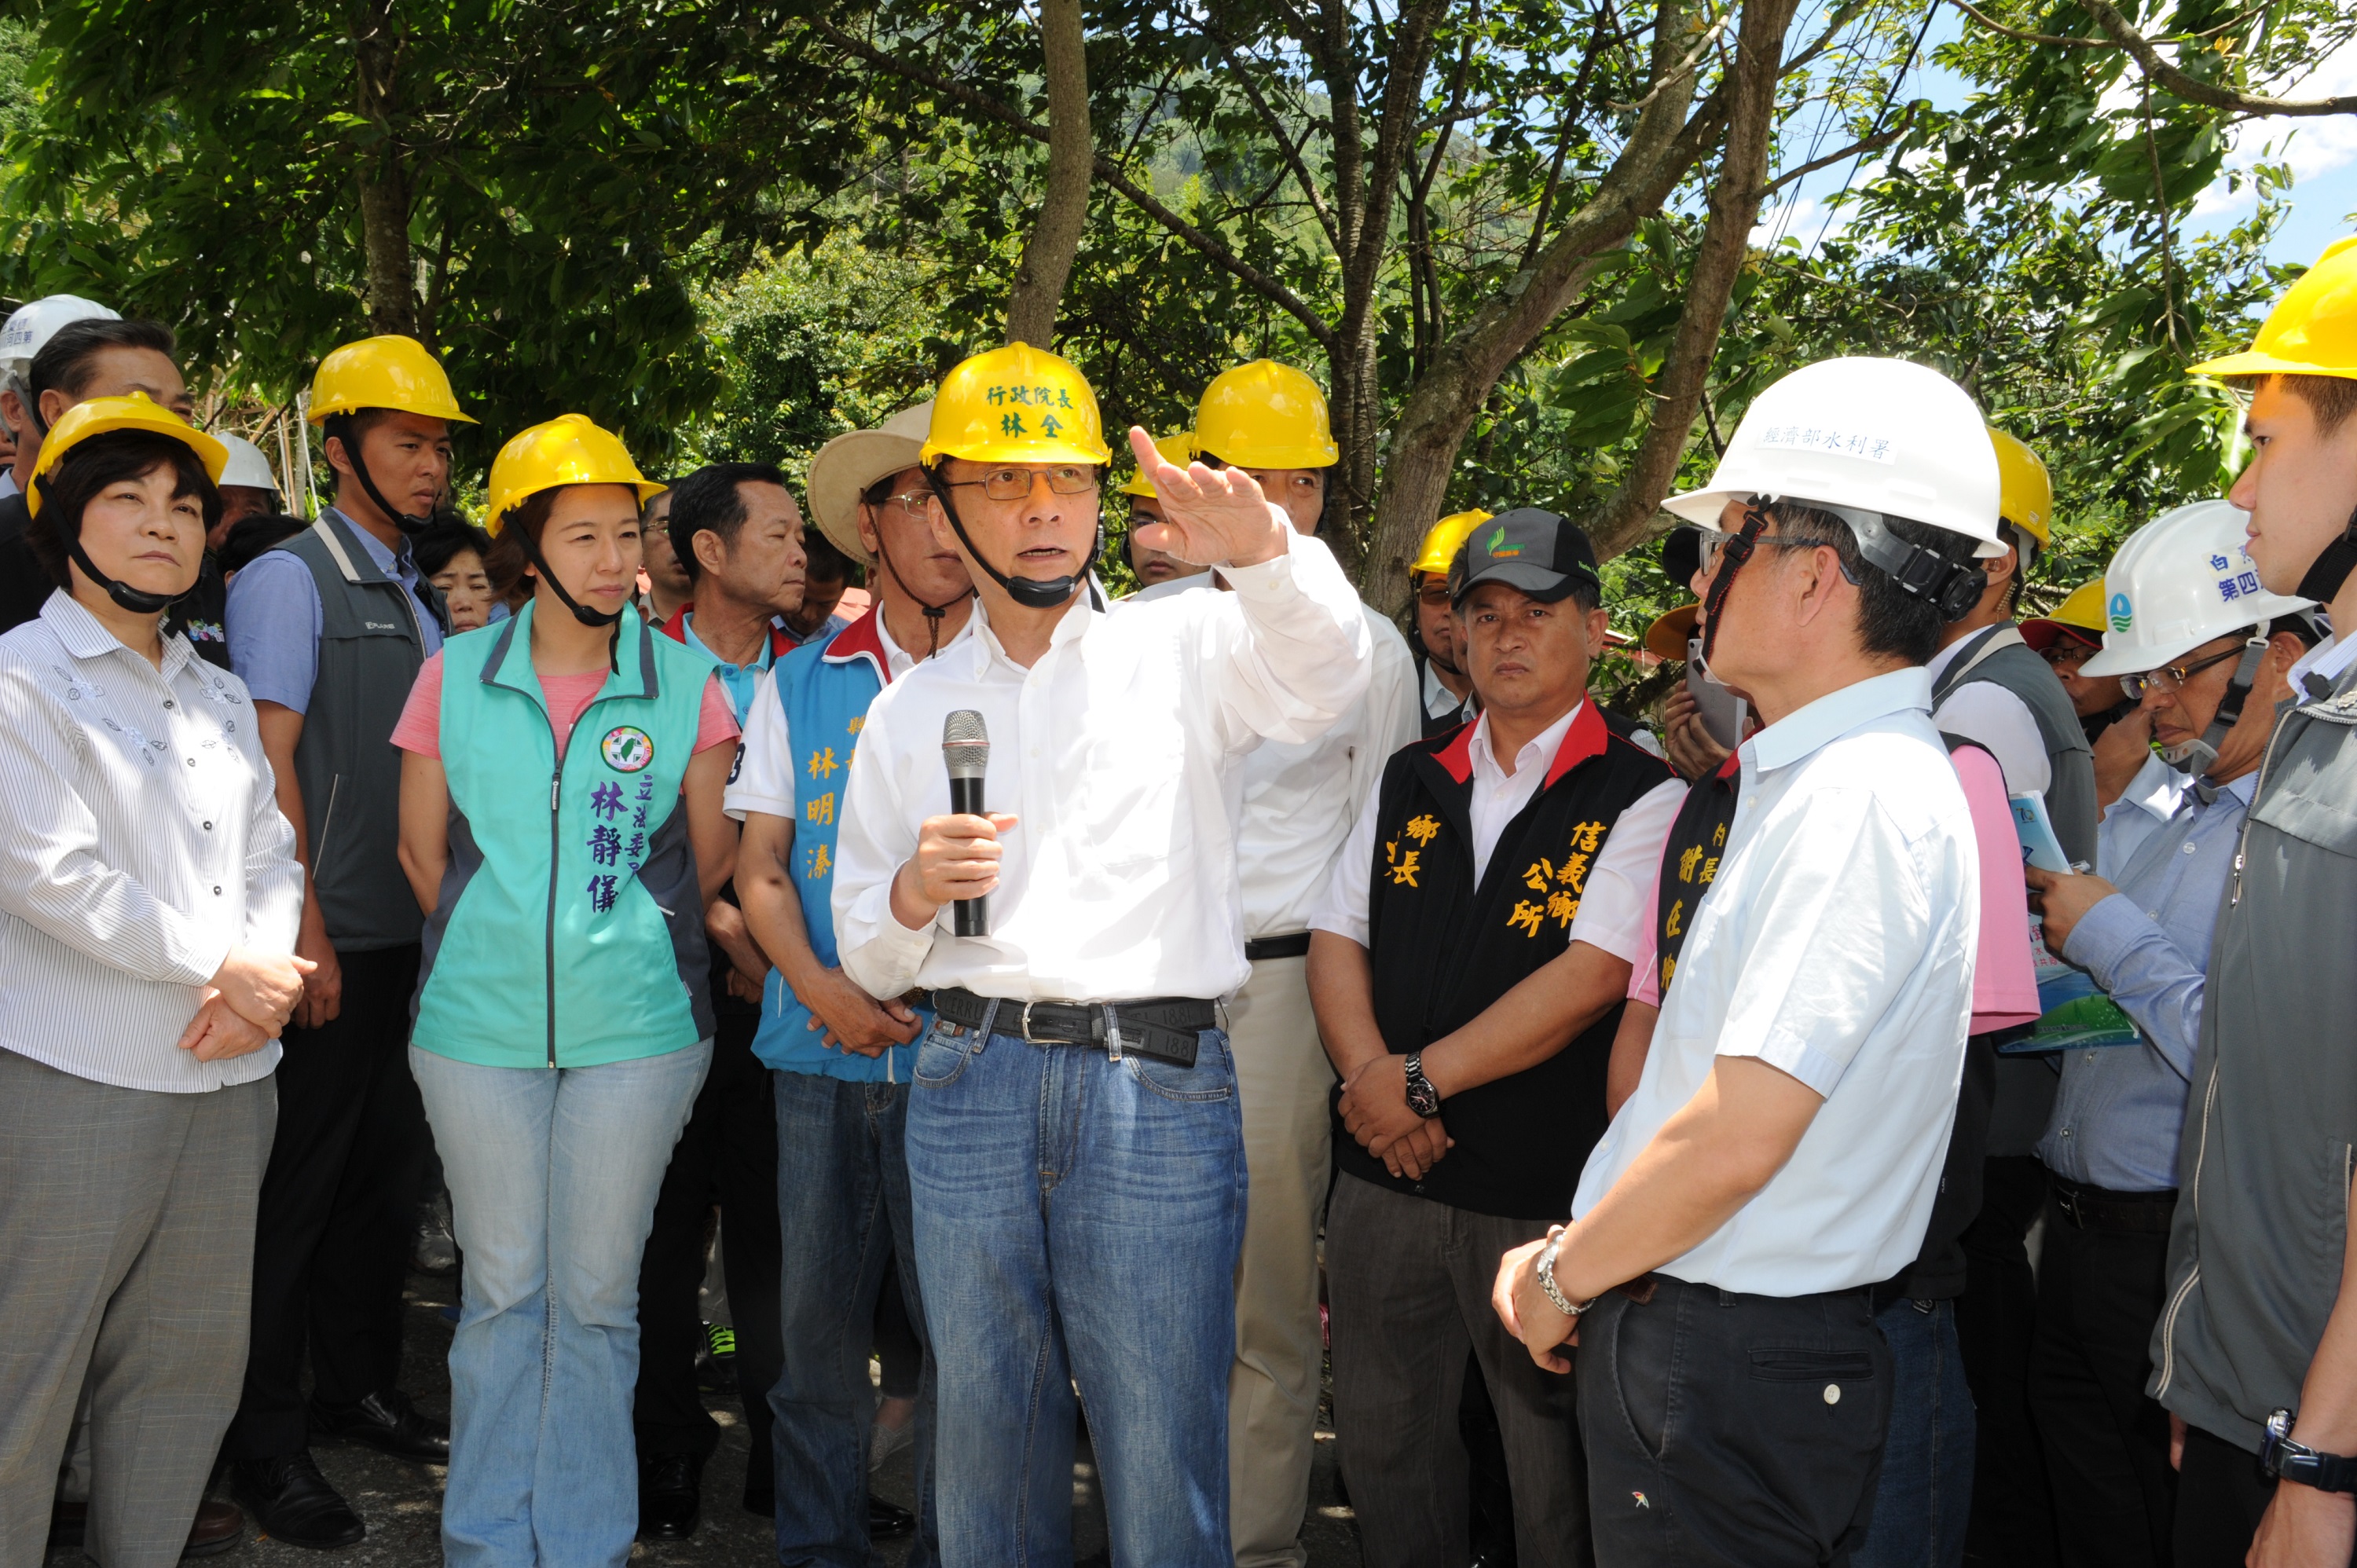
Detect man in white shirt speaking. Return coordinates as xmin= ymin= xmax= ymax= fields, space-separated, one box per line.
xmin=1494 ymin=357 xmax=1997 ymax=1565
xmin=829 ymin=342 xmax=1371 ymax=1567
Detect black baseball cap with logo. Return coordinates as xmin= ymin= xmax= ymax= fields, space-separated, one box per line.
xmin=1448 ymin=507 xmax=1604 ymax=607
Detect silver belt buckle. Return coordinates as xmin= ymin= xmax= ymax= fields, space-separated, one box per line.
xmin=1019 ymin=1001 xmax=1047 ymax=1044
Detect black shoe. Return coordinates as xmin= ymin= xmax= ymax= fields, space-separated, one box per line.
xmin=309 ymin=1389 xmax=449 ymax=1464
xmin=638 ymin=1453 xmax=703 ymax=1541
xmin=742 ymin=1485 xmax=775 ymax=1519
xmin=229 ymin=1453 xmax=366 ymax=1550
xmin=869 ymin=1495 xmax=915 ymax=1540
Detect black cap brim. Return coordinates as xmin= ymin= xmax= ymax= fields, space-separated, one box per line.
xmin=1452 ymin=559 xmax=1598 ymax=607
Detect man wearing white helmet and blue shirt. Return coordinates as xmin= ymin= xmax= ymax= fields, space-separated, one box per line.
xmin=1491 ymin=357 xmax=1999 ymax=1564
xmin=2014 ymin=500 xmax=2317 ymax=1566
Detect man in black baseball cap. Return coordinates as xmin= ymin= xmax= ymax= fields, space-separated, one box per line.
xmin=1309 ymin=507 xmax=1681 ymax=1566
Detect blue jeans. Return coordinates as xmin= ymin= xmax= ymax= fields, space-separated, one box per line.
xmin=1853 ymin=1296 xmax=1974 ymax=1568
xmin=768 ymin=1069 xmax=939 ymax=1567
xmin=906 ymin=1013 xmax=1246 ymax=1568
xmin=411 ymin=1042 xmax=710 ymax=1568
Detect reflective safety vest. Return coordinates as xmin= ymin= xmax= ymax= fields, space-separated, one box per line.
xmin=752 ymin=609 xmax=926 ymax=1083
xmin=412 ymin=600 xmax=716 ymax=1069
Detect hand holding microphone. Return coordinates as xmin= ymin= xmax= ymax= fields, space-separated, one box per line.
xmin=890 ymin=709 xmax=1017 ymax=936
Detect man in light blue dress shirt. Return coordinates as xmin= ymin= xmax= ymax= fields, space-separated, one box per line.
xmin=2021 ymin=524 xmax=2320 ymax=1568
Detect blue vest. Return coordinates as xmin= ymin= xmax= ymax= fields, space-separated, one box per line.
xmin=753 ymin=610 xmax=926 ymax=1081
xmin=413 ymin=602 xmax=716 ymax=1069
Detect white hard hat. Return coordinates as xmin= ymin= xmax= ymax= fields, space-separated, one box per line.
xmin=2080 ymin=500 xmax=2315 ymax=678
xmin=214 ymin=432 xmax=279 ymax=493
xmin=1662 ymin=357 xmax=2007 ymax=557
xmin=0 ymin=294 xmax=120 ymax=376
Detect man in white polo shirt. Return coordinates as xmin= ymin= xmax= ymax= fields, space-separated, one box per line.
xmin=1494 ymin=357 xmax=1998 ymax=1565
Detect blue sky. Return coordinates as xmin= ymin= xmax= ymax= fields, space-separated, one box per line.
xmin=1753 ymin=7 xmax=2357 ymax=277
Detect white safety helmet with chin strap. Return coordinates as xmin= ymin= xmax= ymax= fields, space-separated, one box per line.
xmin=1662 ymin=357 xmax=2005 ymax=661
xmin=2081 ymin=500 xmax=2318 ymax=776
xmin=0 ymin=295 xmax=121 ymax=445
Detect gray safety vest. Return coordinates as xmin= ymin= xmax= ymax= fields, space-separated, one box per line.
xmin=269 ymin=511 xmax=445 ymax=951
xmin=1933 ymin=622 xmax=2102 ymax=1156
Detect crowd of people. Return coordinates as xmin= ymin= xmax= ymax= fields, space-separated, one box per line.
xmin=1 ymin=235 xmax=2356 ymax=1568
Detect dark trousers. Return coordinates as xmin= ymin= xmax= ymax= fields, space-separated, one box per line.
xmin=2027 ymin=1192 xmax=2175 ymax=1567
xmin=1958 ymin=1154 xmax=2057 ymax=1565
xmin=1577 ymin=1277 xmax=1893 ymax=1568
xmin=632 ymin=1009 xmax=782 ymax=1486
xmin=1325 ymin=1174 xmax=1589 ymax=1568
xmin=226 ymin=943 xmax=427 ymax=1459
xmin=2172 ymin=1425 xmax=2272 ymax=1567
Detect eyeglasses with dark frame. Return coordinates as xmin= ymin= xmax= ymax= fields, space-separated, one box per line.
xmin=2119 ymin=643 xmax=2245 ymax=702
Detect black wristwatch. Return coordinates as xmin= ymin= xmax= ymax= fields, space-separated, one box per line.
xmin=2262 ymin=1409 xmax=2357 ymax=1493
xmin=1402 ymin=1053 xmax=1442 ymax=1118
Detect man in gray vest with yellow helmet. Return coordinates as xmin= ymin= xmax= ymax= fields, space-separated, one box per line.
xmin=1923 ymin=425 xmax=2100 ymax=1559
xmin=222 ymin=335 xmax=467 ymax=1547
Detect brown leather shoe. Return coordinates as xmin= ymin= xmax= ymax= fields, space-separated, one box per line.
xmin=46 ymin=1497 xmax=246 ymax=1558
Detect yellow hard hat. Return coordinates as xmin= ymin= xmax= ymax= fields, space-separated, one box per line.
xmin=306 ymin=334 xmax=475 ymax=425
xmin=919 ymin=342 xmax=1110 ymax=468
xmin=2190 ymin=236 xmax=2357 ymax=382
xmin=2020 ymin=577 xmax=2110 ymax=654
xmin=1193 ymin=360 xmax=1340 ymax=469
xmin=29 ymin=392 xmax=228 ymax=518
xmin=1412 ymin=509 xmax=1491 ymax=577
xmin=484 ymin=414 xmax=662 ymax=536
xmin=1119 ymin=431 xmax=1195 ymax=499
xmin=1987 ymin=427 xmax=2052 ymax=548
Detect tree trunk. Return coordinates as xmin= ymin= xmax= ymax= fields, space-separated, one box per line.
xmin=1361 ymin=0 xmax=1727 ymax=615
xmin=1586 ymin=0 xmax=1802 ymax=561
xmin=354 ymin=0 xmax=417 ymax=340
xmin=1003 ymin=0 xmax=1091 ymax=347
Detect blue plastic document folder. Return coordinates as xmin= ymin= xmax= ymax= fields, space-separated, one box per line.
xmin=2002 ymin=792 xmax=2143 ymax=1054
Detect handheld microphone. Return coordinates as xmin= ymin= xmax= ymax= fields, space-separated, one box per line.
xmin=942 ymin=709 xmax=990 ymax=937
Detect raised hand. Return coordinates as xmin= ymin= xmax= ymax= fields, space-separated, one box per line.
xmin=1127 ymin=426 xmax=1289 ymax=570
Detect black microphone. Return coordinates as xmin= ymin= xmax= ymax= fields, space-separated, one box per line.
xmin=943 ymin=709 xmax=990 ymax=937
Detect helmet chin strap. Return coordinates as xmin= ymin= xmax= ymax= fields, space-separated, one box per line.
xmin=36 ymin=474 xmax=189 ymax=615
xmin=871 ymin=531 xmax=974 ymax=660
xmin=324 ymin=413 xmax=433 ymax=538
xmin=922 ymin=467 xmax=1104 ymax=613
xmin=506 ymin=511 xmax=623 ymax=631
xmin=2295 ymin=501 xmax=2357 ymax=606
xmin=1696 ymin=504 xmax=1772 ymax=666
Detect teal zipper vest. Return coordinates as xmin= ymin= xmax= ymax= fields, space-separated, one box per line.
xmin=412 ymin=601 xmax=716 ymax=1069
xmin=750 ymin=610 xmax=925 ymax=1082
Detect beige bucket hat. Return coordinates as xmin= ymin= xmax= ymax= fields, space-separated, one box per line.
xmin=806 ymin=401 xmax=933 ymax=566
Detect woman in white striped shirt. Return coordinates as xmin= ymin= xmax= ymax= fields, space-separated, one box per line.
xmin=0 ymin=395 xmax=310 ymax=1566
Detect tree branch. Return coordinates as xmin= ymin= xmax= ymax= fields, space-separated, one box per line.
xmin=806 ymin=16 xmax=1338 ymax=351
xmin=2080 ymin=0 xmax=2357 ymax=116
xmin=1209 ymin=36 xmax=1341 ymax=249
xmin=1945 ymin=0 xmax=2107 ymax=49
xmin=1761 ymin=106 xmax=1911 ymax=192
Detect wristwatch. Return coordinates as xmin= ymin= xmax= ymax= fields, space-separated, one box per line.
xmin=2263 ymin=1409 xmax=2357 ymax=1493
xmin=1535 ymin=1224 xmax=1596 ymax=1320
xmin=1402 ymin=1053 xmax=1441 ymax=1118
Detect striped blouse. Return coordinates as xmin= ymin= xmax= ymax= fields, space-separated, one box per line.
xmin=0 ymin=592 xmax=303 ymax=1091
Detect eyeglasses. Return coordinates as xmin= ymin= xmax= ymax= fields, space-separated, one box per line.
xmin=2119 ymin=643 xmax=2244 ymax=701
xmin=2040 ymin=644 xmax=2093 ymax=672
xmin=938 ymin=465 xmax=1099 ymax=502
xmin=1697 ymin=529 xmax=1820 ymax=573
xmin=873 ymin=489 xmax=935 ymax=517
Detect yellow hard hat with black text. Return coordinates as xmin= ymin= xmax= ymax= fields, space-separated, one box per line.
xmin=920 ymin=343 xmax=1110 ymax=469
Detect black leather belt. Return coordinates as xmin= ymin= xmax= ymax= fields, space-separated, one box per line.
xmin=2050 ymin=1174 xmax=2179 ymax=1234
xmin=929 ymin=987 xmax=1212 ymax=1068
xmin=1244 ymin=932 xmax=1312 ymax=962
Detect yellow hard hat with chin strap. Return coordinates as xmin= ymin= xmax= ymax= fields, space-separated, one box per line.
xmin=920 ymin=343 xmax=1111 ymax=611
xmin=308 ymin=334 xmax=473 ymax=537
xmin=1193 ymin=360 xmax=1339 ymax=470
xmin=1413 ymin=509 xmax=1490 ymax=577
xmin=30 ymin=392 xmax=229 ymax=614
xmin=2190 ymin=236 xmax=2357 ymax=382
xmin=486 ymin=413 xmax=663 ymax=629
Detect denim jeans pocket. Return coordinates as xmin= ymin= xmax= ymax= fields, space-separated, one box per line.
xmin=913 ymin=1020 xmax=977 ymax=1088
xmin=1121 ymin=1030 xmax=1234 ymax=1104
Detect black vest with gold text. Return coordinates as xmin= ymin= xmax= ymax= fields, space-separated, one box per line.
xmin=1349 ymin=704 xmax=1674 ymax=1221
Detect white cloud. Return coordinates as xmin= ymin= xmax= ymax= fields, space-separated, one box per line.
xmin=2187 ymin=38 xmax=2357 ymax=222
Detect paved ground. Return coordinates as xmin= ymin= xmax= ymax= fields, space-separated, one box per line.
xmin=48 ymin=1266 xmax=1365 ymax=1566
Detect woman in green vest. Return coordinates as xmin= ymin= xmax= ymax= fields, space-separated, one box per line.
xmin=391 ymin=414 xmax=742 ymax=1566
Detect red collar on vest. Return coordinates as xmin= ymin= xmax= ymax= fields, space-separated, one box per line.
xmin=1715 ymin=750 xmax=1741 ymax=781
xmin=1432 ymin=699 xmax=1611 ymax=788
xmin=658 ymin=603 xmax=794 ymax=660
xmin=820 ymin=606 xmax=895 ymax=684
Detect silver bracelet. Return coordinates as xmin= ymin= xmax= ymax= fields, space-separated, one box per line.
xmin=1536 ymin=1224 xmax=1593 ymax=1318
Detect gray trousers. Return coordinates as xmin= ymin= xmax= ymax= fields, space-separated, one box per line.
xmin=0 ymin=1050 xmax=275 ymax=1568
xmin=1325 ymin=1171 xmax=1591 ymax=1568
